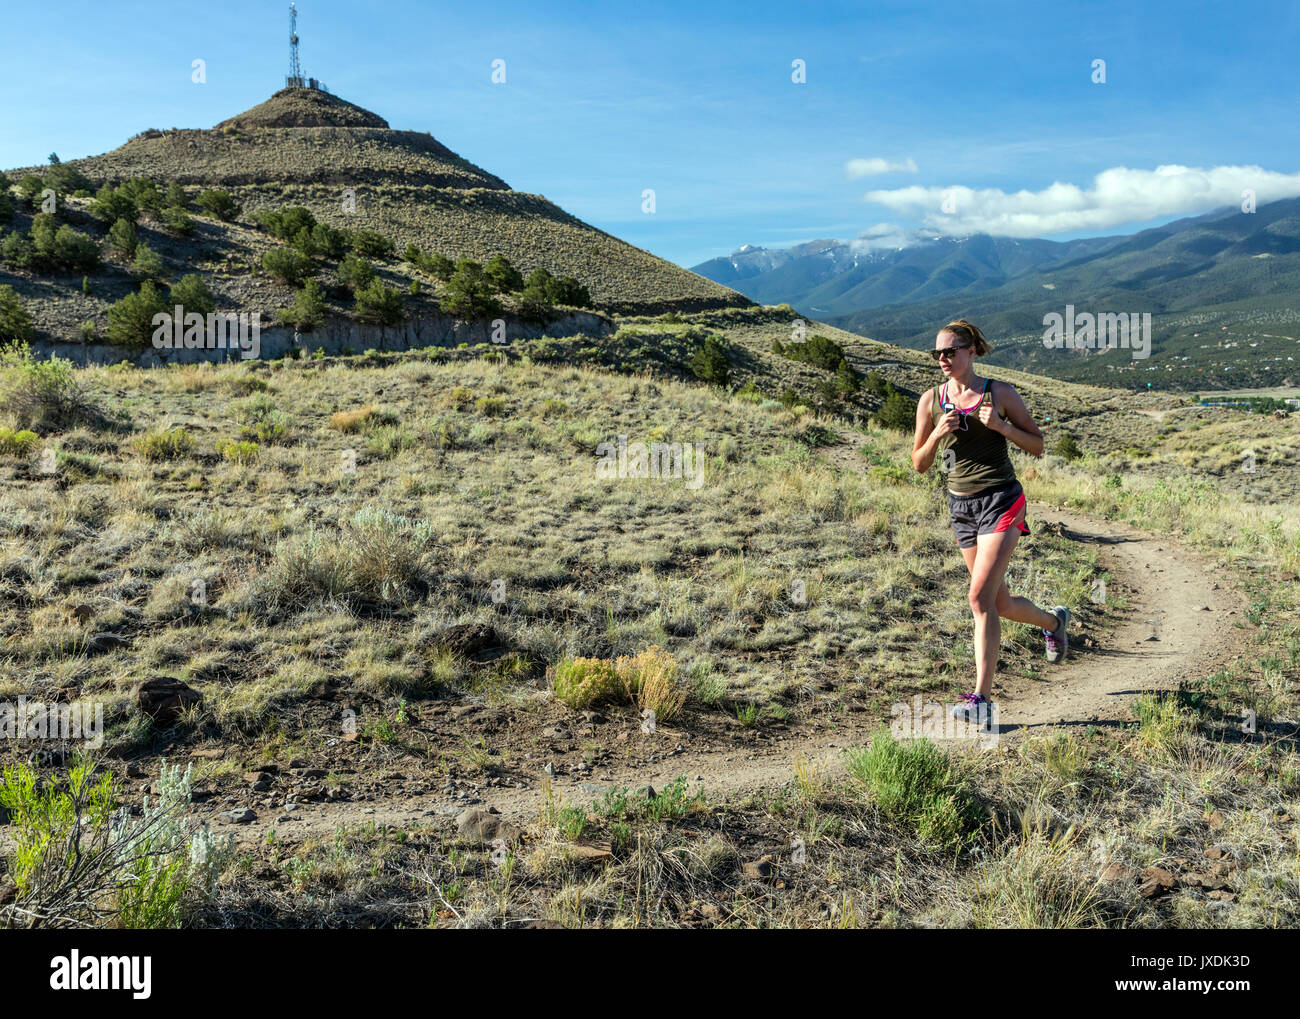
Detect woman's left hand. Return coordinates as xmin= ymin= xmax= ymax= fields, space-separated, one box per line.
xmin=977 ymin=403 xmax=1005 ymax=433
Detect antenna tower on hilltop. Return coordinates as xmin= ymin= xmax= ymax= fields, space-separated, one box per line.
xmin=287 ymin=3 xmax=304 ymax=87
xmin=285 ymin=4 xmax=327 ymax=91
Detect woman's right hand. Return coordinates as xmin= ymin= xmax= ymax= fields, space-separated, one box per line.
xmin=932 ymin=409 xmax=962 ymax=440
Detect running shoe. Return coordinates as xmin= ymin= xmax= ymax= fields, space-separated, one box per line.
xmin=951 ymin=691 xmax=995 ymax=730
xmin=1044 ymin=605 xmax=1070 ymax=662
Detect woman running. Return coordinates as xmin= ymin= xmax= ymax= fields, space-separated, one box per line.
xmin=910 ymin=319 xmax=1069 ymax=728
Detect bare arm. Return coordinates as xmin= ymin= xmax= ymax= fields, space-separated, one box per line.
xmin=912 ymin=389 xmax=960 ymax=472
xmin=981 ymin=382 xmax=1044 ymax=457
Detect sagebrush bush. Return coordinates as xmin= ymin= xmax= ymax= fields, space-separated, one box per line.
xmin=330 ymin=405 xmax=376 ymax=432
xmin=0 ymin=426 xmax=40 ymax=458
xmin=366 ymin=424 xmax=416 ymax=459
xmin=253 ymin=507 xmax=435 ymax=612
xmin=0 ymin=759 xmax=231 ymax=929
xmin=552 ymin=656 xmax=623 ymax=711
xmin=135 ymin=426 xmax=194 ymax=461
xmin=551 ymin=645 xmax=687 ymax=720
xmin=0 ymin=343 xmax=97 ymax=430
xmin=216 ymin=438 xmax=259 ymax=464
xmin=234 ymin=392 xmax=292 ymax=444
xmin=615 ymin=645 xmax=687 ymax=722
xmin=846 ymin=731 xmax=982 ymax=854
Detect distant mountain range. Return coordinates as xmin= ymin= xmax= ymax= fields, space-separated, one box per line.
xmin=691 ymin=200 xmax=1300 ymax=389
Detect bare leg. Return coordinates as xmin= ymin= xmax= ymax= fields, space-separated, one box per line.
xmin=964 ymin=528 xmax=1058 ymax=698
xmin=959 ymin=542 xmax=1060 ymax=632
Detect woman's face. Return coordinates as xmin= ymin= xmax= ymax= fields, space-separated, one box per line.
xmin=935 ymin=330 xmax=970 ymax=377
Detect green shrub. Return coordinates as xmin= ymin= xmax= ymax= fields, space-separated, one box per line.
xmin=1053 ymin=433 xmax=1082 ymax=461
xmin=521 ymin=266 xmax=590 ymax=308
xmin=106 ymin=281 xmax=169 ymax=348
xmin=0 ymin=285 xmax=35 ymax=343
xmin=162 ymin=205 xmax=195 ymax=236
xmin=863 ymin=370 xmax=891 ymax=398
xmin=873 ymin=389 xmax=915 ymax=432
xmin=484 ymin=254 xmax=524 ymax=292
xmin=234 ymin=392 xmax=291 ymax=444
xmin=365 ymin=424 xmax=416 ymax=458
xmin=256 ymin=205 xmax=315 ymax=240
xmin=0 ymin=426 xmax=40 ymax=457
xmin=195 ymin=189 xmax=239 ymax=221
xmin=354 ymin=279 xmax=405 ymax=326
xmin=310 ymin=222 xmax=349 ymax=259
xmin=216 ymin=438 xmax=259 ymax=465
xmin=846 ymin=731 xmax=982 ymax=853
xmin=168 ymin=274 xmax=215 ymax=317
xmin=552 ymin=657 xmax=623 ymax=711
xmin=338 ymin=254 xmax=375 ymax=291
xmin=135 ymin=426 xmax=194 ymax=461
xmin=350 ymin=229 xmax=394 ymax=259
xmin=475 ymin=396 xmax=506 ymax=417
xmin=0 ymin=230 xmax=34 ymax=268
xmin=836 ymin=358 xmax=861 ymax=394
xmin=119 ymin=177 xmax=162 ymax=215
xmin=90 ymin=184 xmax=137 ymax=223
xmin=17 ymin=174 xmax=45 ymax=205
xmin=261 ymin=246 xmax=315 ymax=286
xmin=424 ymin=252 xmax=454 ymax=281
xmin=548 ymin=274 xmax=591 ymax=308
xmin=165 ymin=181 xmax=188 ymax=208
xmin=20 ymin=214 xmax=100 ymax=273
xmin=0 ymin=343 xmax=95 ymax=429
xmin=131 ymin=242 xmax=164 ymax=281
xmin=443 ymin=259 xmax=502 ymax=319
xmin=43 ymin=162 xmax=92 ymax=196
xmin=256 ymin=507 xmax=435 ymax=611
xmin=0 ymin=759 xmax=232 ymax=929
xmin=279 ymin=278 xmax=327 ymax=330
xmin=516 ymin=284 xmax=555 ymax=324
xmin=782 ymin=333 xmax=846 ymax=371
xmin=107 ymin=216 xmax=138 ymax=256
xmin=690 ymin=335 xmax=730 ymax=386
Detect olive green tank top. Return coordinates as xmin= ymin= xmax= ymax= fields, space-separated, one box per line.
xmin=929 ymin=377 xmax=1017 ymax=495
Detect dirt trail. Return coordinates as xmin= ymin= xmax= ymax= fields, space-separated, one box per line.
xmin=213 ymin=431 xmax=1250 ymax=844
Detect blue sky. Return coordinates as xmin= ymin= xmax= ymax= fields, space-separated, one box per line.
xmin=3 ymin=0 xmax=1298 ymax=267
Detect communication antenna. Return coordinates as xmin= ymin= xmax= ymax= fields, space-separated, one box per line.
xmin=286 ymin=3 xmax=305 ymax=87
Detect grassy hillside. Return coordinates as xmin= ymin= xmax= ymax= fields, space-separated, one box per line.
xmin=0 ymin=88 xmax=749 ymax=338
xmin=0 ymin=311 xmax=1296 ymax=928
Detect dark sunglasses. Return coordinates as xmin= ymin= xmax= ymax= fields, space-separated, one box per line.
xmin=930 ymin=343 xmax=971 ymax=361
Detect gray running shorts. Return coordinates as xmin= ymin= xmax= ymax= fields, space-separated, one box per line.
xmin=947 ymin=478 xmax=1030 ymax=549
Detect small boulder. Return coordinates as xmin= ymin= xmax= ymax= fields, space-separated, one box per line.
xmin=456 ymin=805 xmax=522 ymax=846
xmin=1138 ymin=865 xmax=1177 ymax=898
xmin=136 ymin=677 xmax=201 ymax=725
xmin=1099 ymin=863 xmax=1137 ymax=883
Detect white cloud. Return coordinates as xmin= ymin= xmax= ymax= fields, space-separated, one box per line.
xmin=863 ymin=164 xmax=1300 ymax=237
xmin=848 ymin=223 xmax=937 ymax=251
xmin=845 ymin=156 xmax=918 ymax=178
